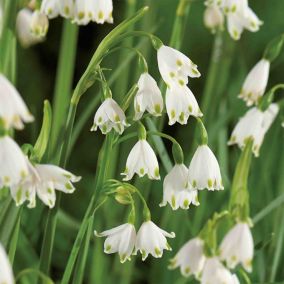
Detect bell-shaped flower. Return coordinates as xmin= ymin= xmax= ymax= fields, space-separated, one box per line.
xmin=95 ymin=223 xmax=136 ymax=263
xmin=228 ymin=103 xmax=279 ymax=156
xmin=134 ymin=73 xmax=163 ymax=120
xmin=225 ymin=0 xmax=262 ymax=40
xmin=91 ymin=98 xmax=128 ymax=135
xmin=166 ymin=86 xmax=202 ymax=125
xmin=41 ymin=0 xmax=59 ymax=19
xmin=201 ymin=257 xmax=240 ymax=284
xmin=58 ymin=0 xmax=74 ymax=18
xmin=10 ymin=162 xmax=81 ymax=208
xmin=93 ymin=0 xmax=113 ymax=24
xmin=157 ymin=45 xmax=200 ymax=87
xmin=30 ymin=10 xmax=49 ymax=37
xmin=0 ymin=243 xmax=14 ymax=284
xmin=0 ymin=74 xmax=34 ymax=130
xmin=169 ymin=237 xmax=206 ymax=278
xmin=160 ymin=164 xmax=200 ymax=210
xmin=239 ymin=59 xmax=270 ymax=106
xmin=0 ymin=135 xmax=29 ymax=188
xmin=121 ymin=139 xmax=160 ymax=181
xmin=16 ymin=9 xmax=45 ymax=48
xmin=135 ymin=221 xmax=175 ymax=261
xmin=219 ymin=222 xmax=254 ymax=272
xmin=73 ymin=0 xmax=95 ymax=25
xmin=204 ymin=5 xmax=224 ymax=33
xmin=188 ymin=145 xmax=223 ymax=191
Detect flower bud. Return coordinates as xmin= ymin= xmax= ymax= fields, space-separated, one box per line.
xmin=204 ymin=5 xmax=224 ymax=33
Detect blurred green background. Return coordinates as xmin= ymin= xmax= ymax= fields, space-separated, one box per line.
xmin=6 ymin=0 xmax=284 ymax=283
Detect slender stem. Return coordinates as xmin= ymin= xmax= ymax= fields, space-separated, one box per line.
xmin=50 ymin=21 xmax=78 ymax=161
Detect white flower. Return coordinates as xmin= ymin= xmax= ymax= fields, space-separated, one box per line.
xmin=10 ymin=162 xmax=81 ymax=208
xmin=0 ymin=243 xmax=14 ymax=284
xmin=160 ymin=164 xmax=200 ymax=210
xmin=93 ymin=0 xmax=113 ymax=24
xmin=228 ymin=104 xmax=279 ymax=156
xmin=91 ymin=98 xmax=128 ymax=135
xmin=16 ymin=9 xmax=45 ymax=48
xmin=225 ymin=0 xmax=262 ymax=40
xmin=58 ymin=0 xmax=74 ymax=19
xmin=121 ymin=139 xmax=160 ymax=181
xmin=157 ymin=45 xmax=200 ymax=87
xmin=204 ymin=5 xmax=224 ymax=32
xmin=169 ymin=238 xmax=206 ymax=278
xmin=30 ymin=10 xmax=49 ymax=37
xmin=166 ymin=86 xmax=202 ymax=125
xmin=135 ymin=221 xmax=175 ymax=261
xmin=239 ymin=59 xmax=270 ymax=106
xmin=95 ymin=223 xmax=136 ymax=263
xmin=0 ymin=74 xmax=34 ymax=130
xmin=220 ymin=222 xmax=254 ymax=272
xmin=0 ymin=135 xmax=29 ymax=188
xmin=188 ymin=145 xmax=223 ymax=190
xmin=73 ymin=0 xmax=113 ymax=25
xmin=201 ymin=257 xmax=240 ymax=284
xmin=41 ymin=0 xmax=59 ymax=19
xmin=134 ymin=73 xmax=163 ymax=120
xmin=73 ymin=0 xmax=95 ymax=25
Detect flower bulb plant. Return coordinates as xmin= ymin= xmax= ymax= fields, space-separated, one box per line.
xmin=0 ymin=1 xmax=284 ymax=284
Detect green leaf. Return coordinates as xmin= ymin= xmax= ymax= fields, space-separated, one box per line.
xmin=33 ymin=100 xmax=52 ymax=162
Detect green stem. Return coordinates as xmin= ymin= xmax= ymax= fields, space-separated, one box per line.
xmin=50 ymin=21 xmax=78 ymax=161
xmin=201 ymin=31 xmax=223 ymax=120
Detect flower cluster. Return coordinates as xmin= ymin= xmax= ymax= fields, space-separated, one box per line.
xmin=16 ymin=0 xmax=113 ymax=47
xmin=0 ymin=73 xmax=80 ymax=208
xmin=170 ymin=222 xmax=253 ymax=283
xmin=204 ymin=0 xmax=262 ymax=40
xmin=95 ymin=221 xmax=175 ymax=263
xmin=92 ymin=44 xmax=202 ymax=134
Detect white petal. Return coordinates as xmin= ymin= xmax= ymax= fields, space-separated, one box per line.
xmin=0 ymin=243 xmax=14 ymax=284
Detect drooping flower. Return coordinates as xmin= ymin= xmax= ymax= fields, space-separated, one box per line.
xmin=0 ymin=135 xmax=29 ymax=188
xmin=238 ymin=59 xmax=270 ymax=106
xmin=188 ymin=145 xmax=223 ymax=191
xmin=219 ymin=222 xmax=254 ymax=272
xmin=135 ymin=221 xmax=175 ymax=261
xmin=95 ymin=223 xmax=136 ymax=263
xmin=10 ymin=161 xmax=81 ymax=208
xmin=228 ymin=103 xmax=279 ymax=156
xmin=41 ymin=0 xmax=59 ymax=19
xmin=0 ymin=74 xmax=34 ymax=130
xmin=201 ymin=257 xmax=240 ymax=284
xmin=224 ymin=0 xmax=262 ymax=40
xmin=169 ymin=238 xmax=206 ymax=278
xmin=121 ymin=139 xmax=160 ymax=181
xmin=91 ymin=98 xmax=128 ymax=135
xmin=93 ymin=0 xmax=114 ymax=24
xmin=73 ymin=0 xmax=95 ymax=25
xmin=58 ymin=0 xmax=74 ymax=19
xmin=157 ymin=45 xmax=200 ymax=87
xmin=204 ymin=5 xmax=224 ymax=33
xmin=0 ymin=243 xmax=14 ymax=284
xmin=16 ymin=9 xmax=45 ymax=48
xmin=166 ymin=86 xmax=202 ymax=125
xmin=30 ymin=10 xmax=49 ymax=37
xmin=160 ymin=164 xmax=199 ymax=210
xmin=134 ymin=73 xmax=163 ymax=120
